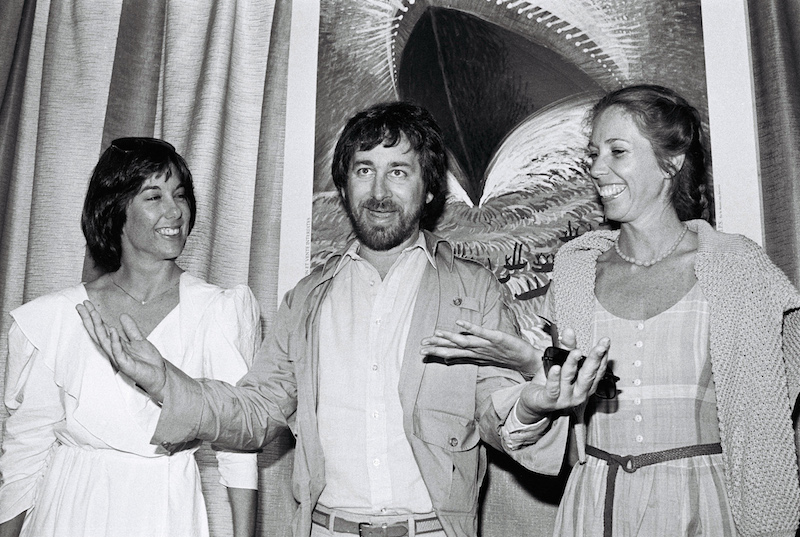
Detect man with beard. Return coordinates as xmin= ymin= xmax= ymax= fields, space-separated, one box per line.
xmin=77 ymin=102 xmax=605 ymax=537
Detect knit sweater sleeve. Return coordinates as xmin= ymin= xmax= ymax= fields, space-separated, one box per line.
xmin=783 ymin=307 xmax=800 ymax=408
xmin=692 ymin=220 xmax=800 ymax=536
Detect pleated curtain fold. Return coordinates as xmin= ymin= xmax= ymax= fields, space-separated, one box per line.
xmin=0 ymin=1 xmax=295 ymax=535
xmin=748 ymin=0 xmax=800 ymax=286
xmin=1 ymin=1 xmax=799 ymax=537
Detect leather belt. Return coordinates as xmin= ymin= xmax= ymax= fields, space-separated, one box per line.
xmin=311 ymin=508 xmax=443 ymax=536
xmin=586 ymin=443 xmax=722 ymax=537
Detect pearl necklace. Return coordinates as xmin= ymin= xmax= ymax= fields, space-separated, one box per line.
xmin=111 ymin=277 xmax=179 ymax=305
xmin=614 ymin=225 xmax=688 ymax=268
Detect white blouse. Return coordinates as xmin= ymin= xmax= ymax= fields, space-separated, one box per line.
xmin=0 ymin=273 xmax=261 ymax=536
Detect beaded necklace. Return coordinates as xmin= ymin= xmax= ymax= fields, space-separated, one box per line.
xmin=613 ymin=225 xmax=688 ymax=268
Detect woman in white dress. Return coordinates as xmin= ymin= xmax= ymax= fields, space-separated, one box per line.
xmin=421 ymin=85 xmax=800 ymax=536
xmin=0 ymin=138 xmax=260 ymax=537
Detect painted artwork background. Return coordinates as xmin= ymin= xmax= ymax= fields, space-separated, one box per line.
xmin=310 ymin=0 xmax=707 ymax=531
xmin=311 ymin=0 xmax=708 ymax=345
xmin=307 ymin=0 xmax=709 ymax=533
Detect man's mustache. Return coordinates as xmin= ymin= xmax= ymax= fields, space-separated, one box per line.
xmin=360 ymin=199 xmax=399 ymax=212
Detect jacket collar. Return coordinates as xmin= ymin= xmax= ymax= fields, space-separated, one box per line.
xmin=317 ymin=229 xmax=455 ymax=284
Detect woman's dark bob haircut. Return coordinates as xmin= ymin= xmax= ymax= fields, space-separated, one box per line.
xmin=331 ymin=101 xmax=448 ymax=230
xmin=81 ymin=137 xmax=196 ymax=273
xmin=590 ymin=84 xmax=714 ymax=225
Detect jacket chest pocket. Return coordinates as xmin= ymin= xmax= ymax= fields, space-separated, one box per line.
xmin=437 ymin=296 xmax=482 ymax=331
xmin=413 ymin=408 xmax=480 ymax=452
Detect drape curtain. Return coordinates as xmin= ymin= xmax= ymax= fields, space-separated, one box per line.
xmin=2 ymin=1 xmax=799 ymax=537
xmin=748 ymin=0 xmax=800 ymax=287
xmin=0 ymin=0 xmax=296 ymax=535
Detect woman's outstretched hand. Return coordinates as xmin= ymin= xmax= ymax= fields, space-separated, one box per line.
xmin=76 ymin=300 xmax=167 ymax=402
xmin=516 ymin=331 xmax=610 ymax=424
xmin=420 ymin=320 xmax=542 ymax=379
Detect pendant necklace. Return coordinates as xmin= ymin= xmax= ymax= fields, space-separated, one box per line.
xmin=111 ymin=277 xmax=179 ymax=305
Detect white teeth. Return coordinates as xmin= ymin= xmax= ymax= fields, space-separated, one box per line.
xmin=598 ymin=184 xmax=626 ymax=199
xmin=157 ymin=228 xmax=180 ymax=236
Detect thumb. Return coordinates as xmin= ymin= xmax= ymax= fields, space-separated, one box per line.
xmin=560 ymin=328 xmax=577 ymax=350
xmin=119 ymin=314 xmax=145 ymax=341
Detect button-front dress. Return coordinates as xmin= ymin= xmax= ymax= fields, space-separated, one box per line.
xmin=554 ymin=283 xmax=738 ymax=536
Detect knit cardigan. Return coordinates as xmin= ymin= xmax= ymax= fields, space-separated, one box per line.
xmin=548 ymin=219 xmax=800 ymax=537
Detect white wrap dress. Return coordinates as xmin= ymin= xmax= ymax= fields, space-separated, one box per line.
xmin=0 ymin=273 xmax=260 ymax=537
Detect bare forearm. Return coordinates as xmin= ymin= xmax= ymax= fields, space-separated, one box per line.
xmin=228 ymin=487 xmax=258 ymax=537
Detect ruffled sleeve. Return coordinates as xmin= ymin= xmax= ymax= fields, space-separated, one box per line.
xmin=0 ymin=323 xmax=65 ymax=523
xmin=194 ymin=284 xmax=261 ymax=490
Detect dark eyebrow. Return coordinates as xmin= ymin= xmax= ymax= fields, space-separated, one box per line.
xmin=388 ymin=160 xmax=413 ymax=168
xmin=589 ymin=137 xmax=630 ymax=148
xmin=139 ymin=184 xmax=162 ymax=193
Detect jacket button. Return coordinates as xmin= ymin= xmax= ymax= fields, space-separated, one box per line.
xmin=449 ymin=437 xmax=458 ymax=447
xmin=453 ymin=298 xmax=462 ymax=306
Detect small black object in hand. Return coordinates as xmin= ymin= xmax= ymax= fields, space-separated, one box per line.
xmin=542 ymin=346 xmax=583 ymax=376
xmin=595 ymin=367 xmax=620 ymax=400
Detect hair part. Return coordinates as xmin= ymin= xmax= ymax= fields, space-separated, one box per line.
xmin=331 ymin=101 xmax=448 ymax=230
xmin=81 ymin=138 xmax=196 ymax=273
xmin=590 ymin=84 xmax=714 ymax=224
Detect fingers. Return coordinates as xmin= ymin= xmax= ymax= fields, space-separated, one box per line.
xmin=107 ymin=326 xmax=124 ymax=371
xmin=575 ymin=338 xmax=610 ymax=395
xmin=558 ymin=349 xmax=586 ymax=383
xmin=119 ymin=314 xmax=144 ymax=342
xmin=420 ymin=328 xmax=491 ymax=356
xmin=544 ymin=365 xmax=563 ymax=400
xmin=539 ymin=336 xmax=609 ymax=405
xmin=76 ymin=303 xmax=99 ymax=345
xmin=77 ymin=300 xmax=117 ymax=357
xmin=78 ymin=299 xmax=98 ymax=315
xmin=420 ymin=346 xmax=481 ymax=360
xmin=586 ymin=338 xmax=611 ymax=393
xmin=76 ymin=301 xmax=102 ymax=341
xmin=453 ymin=320 xmax=494 ymax=340
xmin=560 ymin=328 xmax=578 ymax=350
xmin=90 ymin=308 xmax=112 ymax=351
xmin=420 ymin=331 xmax=469 ymax=348
xmin=431 ymin=357 xmax=495 ymax=367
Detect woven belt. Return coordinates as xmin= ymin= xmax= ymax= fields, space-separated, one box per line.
xmin=585 ymin=443 xmax=722 ymax=537
xmin=311 ymin=508 xmax=443 ymax=536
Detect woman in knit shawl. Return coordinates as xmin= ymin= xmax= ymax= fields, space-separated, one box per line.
xmin=421 ymin=85 xmax=800 ymax=537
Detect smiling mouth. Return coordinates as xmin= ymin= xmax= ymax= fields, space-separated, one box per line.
xmin=366 ymin=208 xmax=397 ymax=219
xmin=156 ymin=227 xmax=182 ymax=237
xmin=597 ymin=184 xmax=626 ymax=200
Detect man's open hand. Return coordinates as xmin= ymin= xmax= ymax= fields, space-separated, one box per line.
xmin=77 ymin=300 xmax=168 ymax=402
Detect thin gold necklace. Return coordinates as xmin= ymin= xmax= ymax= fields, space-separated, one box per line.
xmin=111 ymin=277 xmax=179 ymax=305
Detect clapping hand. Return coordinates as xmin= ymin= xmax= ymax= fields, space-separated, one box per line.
xmin=76 ymin=300 xmax=167 ymax=402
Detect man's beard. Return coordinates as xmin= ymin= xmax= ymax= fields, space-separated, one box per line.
xmin=345 ymin=197 xmax=424 ymax=251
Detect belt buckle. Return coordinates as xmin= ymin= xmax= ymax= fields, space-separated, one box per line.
xmin=358 ymin=522 xmax=408 ymax=537
xmin=620 ymin=455 xmax=638 ymax=473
